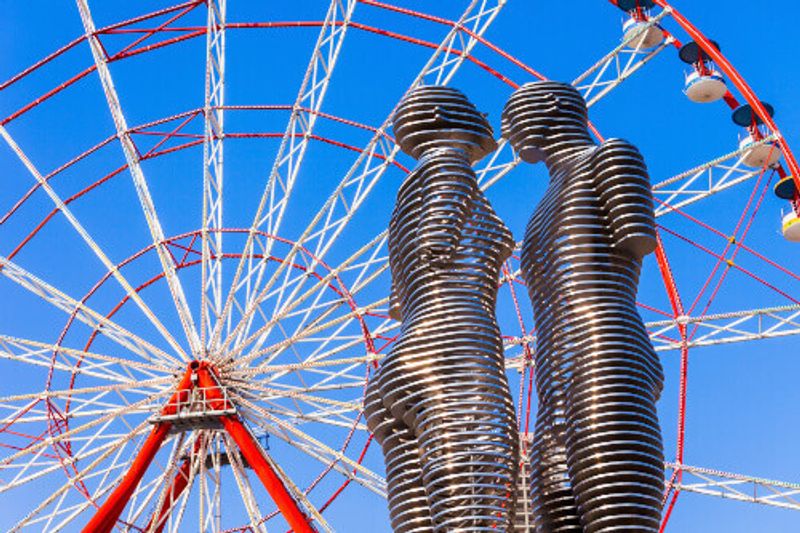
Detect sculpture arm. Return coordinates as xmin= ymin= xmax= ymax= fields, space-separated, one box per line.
xmin=417 ymin=153 xmax=475 ymax=264
xmin=593 ymin=139 xmax=657 ymax=259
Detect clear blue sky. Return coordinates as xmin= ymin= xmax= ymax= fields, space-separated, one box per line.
xmin=1 ymin=1 xmax=799 ymax=532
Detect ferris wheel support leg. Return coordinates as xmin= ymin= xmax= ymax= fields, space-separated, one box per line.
xmin=82 ymin=423 xmax=173 ymax=533
xmin=81 ymin=364 xmax=197 ymax=533
xmin=196 ymin=366 xmax=315 ymax=533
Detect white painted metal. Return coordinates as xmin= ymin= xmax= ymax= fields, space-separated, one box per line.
xmin=667 ymin=463 xmax=800 ymax=511
xmin=76 ymin=0 xmax=201 ymax=358
xmin=201 ymin=0 xmax=227 ymax=351
xmin=653 ymin=135 xmax=780 ymax=215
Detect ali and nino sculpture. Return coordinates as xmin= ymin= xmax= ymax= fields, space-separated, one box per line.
xmin=502 ymin=81 xmax=665 ymax=532
xmin=364 ymin=86 xmax=519 ymax=531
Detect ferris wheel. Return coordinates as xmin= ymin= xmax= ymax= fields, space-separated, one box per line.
xmin=1 ymin=0 xmax=799 ymax=531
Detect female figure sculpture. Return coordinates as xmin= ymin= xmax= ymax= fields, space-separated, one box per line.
xmin=501 ymin=81 xmax=665 ymax=532
xmin=365 ymin=85 xmax=518 ymax=531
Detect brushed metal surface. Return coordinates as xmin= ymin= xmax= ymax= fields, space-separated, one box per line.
xmin=502 ymin=81 xmax=665 ymax=533
xmin=365 ymin=86 xmax=519 ymax=532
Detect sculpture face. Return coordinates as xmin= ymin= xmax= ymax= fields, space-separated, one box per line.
xmin=502 ymin=82 xmax=591 ymax=164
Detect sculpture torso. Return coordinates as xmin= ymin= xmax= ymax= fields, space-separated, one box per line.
xmin=521 ymin=142 xmax=663 ymax=401
xmin=389 ymin=148 xmax=515 ymax=325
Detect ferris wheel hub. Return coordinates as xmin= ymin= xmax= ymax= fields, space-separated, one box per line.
xmin=148 ymin=361 xmax=238 ymax=431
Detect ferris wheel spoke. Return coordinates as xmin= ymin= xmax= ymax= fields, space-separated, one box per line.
xmin=201 ymin=0 xmax=227 ymax=350
xmin=230 ymin=297 xmax=386 ymax=370
xmin=246 ymin=316 xmax=393 ymax=375
xmin=76 ymin=0 xmax=202 ymax=357
xmin=0 ymin=256 xmax=180 ymax=368
xmin=226 ymin=231 xmax=388 ymax=357
xmin=648 ymin=304 xmax=800 ymax=351
xmin=572 ymin=8 xmax=674 ymax=107
xmin=0 ymin=380 xmax=169 ymax=421
xmin=232 ymin=354 xmax=380 ymax=380
xmin=0 ymin=125 xmax=188 ymax=362
xmin=234 ymin=383 xmax=363 ymax=420
xmin=0 ymin=335 xmax=169 ymax=379
xmin=652 ymin=135 xmax=779 ymax=215
xmin=123 ymin=432 xmax=190 ymax=530
xmin=221 ymin=1 xmax=505 ymax=356
xmin=1 ymin=389 xmax=168 ymax=468
xmin=262 ymin=447 xmax=334 ymax=533
xmin=223 ymin=434 xmax=268 ymax=533
xmin=0 ymin=340 xmax=162 ymax=386
xmin=238 ymin=402 xmax=386 ymax=497
xmin=8 ymin=419 xmax=151 ymax=531
xmin=213 ymin=0 xmax=358 ymax=350
xmin=666 ymin=463 xmax=800 ymax=512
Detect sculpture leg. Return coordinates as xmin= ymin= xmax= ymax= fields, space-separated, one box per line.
xmin=564 ymin=333 xmax=664 ymax=532
xmin=412 ymin=390 xmax=518 ymax=531
xmin=365 ymin=378 xmax=433 ymax=532
xmin=529 ymin=400 xmax=583 ymax=533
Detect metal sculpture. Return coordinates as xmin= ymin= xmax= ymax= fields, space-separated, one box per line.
xmin=502 ymin=81 xmax=665 ymax=532
xmin=365 ymin=86 xmax=519 ymax=531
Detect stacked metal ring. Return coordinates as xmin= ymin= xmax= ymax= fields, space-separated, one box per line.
xmin=365 ymin=85 xmax=519 ymax=531
xmin=503 ymin=81 xmax=665 ymax=533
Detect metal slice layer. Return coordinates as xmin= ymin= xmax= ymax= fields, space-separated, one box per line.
xmin=365 ymin=86 xmax=519 ymax=531
xmin=503 ymin=81 xmax=665 ymax=533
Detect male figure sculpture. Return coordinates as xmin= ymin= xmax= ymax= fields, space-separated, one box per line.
xmin=365 ymin=86 xmax=519 ymax=531
xmin=502 ymin=81 xmax=665 ymax=532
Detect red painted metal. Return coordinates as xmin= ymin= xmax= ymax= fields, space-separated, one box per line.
xmin=196 ymin=366 xmax=316 ymax=533
xmin=82 ymin=361 xmax=316 ymax=532
xmin=82 ymin=365 xmax=196 ymax=533
xmin=651 ymin=0 xmax=800 ymax=192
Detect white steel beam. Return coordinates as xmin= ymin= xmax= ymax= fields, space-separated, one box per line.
xmin=504 ymin=304 xmax=800 ymax=370
xmin=647 ymin=304 xmax=800 ymax=352
xmin=224 ymin=0 xmax=507 ymax=357
xmin=667 ymin=463 xmax=800 ymax=511
xmin=0 ymin=124 xmax=187 ymax=360
xmin=201 ymin=0 xmax=227 ymax=350
xmin=653 ymin=135 xmax=779 ymax=216
xmin=572 ymin=8 xmax=674 ymax=107
xmin=76 ymin=0 xmax=201 ymax=357
xmin=0 ymin=255 xmax=180 ymax=368
xmin=214 ymin=0 xmax=358 ymax=352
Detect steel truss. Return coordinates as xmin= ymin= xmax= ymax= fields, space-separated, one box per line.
xmin=653 ymin=135 xmax=780 ymax=215
xmin=573 ymin=8 xmax=674 ymax=107
xmin=667 ymin=463 xmax=800 ymax=512
xmin=76 ymin=0 xmax=202 ymax=358
xmin=201 ymin=0 xmax=227 ymax=348
xmin=0 ymin=0 xmax=798 ymax=530
xmin=219 ymin=0 xmax=508 ymax=363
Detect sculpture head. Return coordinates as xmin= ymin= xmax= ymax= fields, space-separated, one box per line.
xmin=501 ymin=81 xmax=591 ymax=164
xmin=392 ymin=86 xmax=497 ymax=163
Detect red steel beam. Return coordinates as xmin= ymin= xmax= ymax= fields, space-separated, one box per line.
xmin=650 ymin=0 xmax=800 ymax=191
xmin=82 ymin=363 xmax=197 ymax=533
xmin=196 ymin=366 xmax=315 ymax=533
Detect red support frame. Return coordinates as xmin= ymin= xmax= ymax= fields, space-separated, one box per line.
xmin=82 ymin=363 xmax=196 ymax=533
xmin=81 ymin=361 xmax=315 ymax=533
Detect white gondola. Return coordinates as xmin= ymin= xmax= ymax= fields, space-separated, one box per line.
xmin=782 ymin=210 xmax=800 ymax=242
xmin=685 ymin=69 xmax=727 ymax=103
xmin=739 ymin=133 xmax=782 ymax=168
xmin=622 ymin=17 xmax=664 ymax=49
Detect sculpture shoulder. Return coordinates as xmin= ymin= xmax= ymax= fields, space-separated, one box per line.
xmin=593 ymin=138 xmax=646 ymax=170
